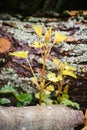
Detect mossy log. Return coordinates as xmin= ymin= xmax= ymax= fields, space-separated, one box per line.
xmin=0 ymin=105 xmax=84 ymax=130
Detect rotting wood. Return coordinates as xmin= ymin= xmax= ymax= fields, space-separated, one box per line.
xmin=0 ymin=37 xmax=11 ymax=54
xmin=0 ymin=105 xmax=84 ymax=130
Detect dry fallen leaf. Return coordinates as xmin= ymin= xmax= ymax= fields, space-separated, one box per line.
xmin=68 ymin=10 xmax=78 ymax=16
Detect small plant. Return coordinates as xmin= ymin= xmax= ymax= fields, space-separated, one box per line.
xmin=9 ymin=25 xmax=79 ymax=108
xmin=0 ymin=85 xmax=32 ymax=106
xmin=47 ymin=58 xmax=77 ymax=103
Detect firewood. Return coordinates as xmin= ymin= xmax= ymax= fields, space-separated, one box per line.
xmin=0 ymin=105 xmax=84 ymax=130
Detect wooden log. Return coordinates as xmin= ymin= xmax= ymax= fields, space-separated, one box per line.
xmin=0 ymin=105 xmax=84 ymax=130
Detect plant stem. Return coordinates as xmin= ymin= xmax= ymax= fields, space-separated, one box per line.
xmin=26 ymin=58 xmax=35 ymax=78
xmin=39 ymin=52 xmax=47 ymax=105
xmin=44 ymin=81 xmax=51 ymax=88
xmin=58 ymin=82 xmax=62 ymax=104
xmin=39 ymin=40 xmax=54 ymax=105
xmin=47 ymin=41 xmax=55 ymax=57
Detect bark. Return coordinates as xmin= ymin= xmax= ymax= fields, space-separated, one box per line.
xmin=0 ymin=105 xmax=84 ymax=130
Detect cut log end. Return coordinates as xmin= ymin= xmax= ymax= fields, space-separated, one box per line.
xmin=0 ymin=37 xmax=11 ymax=54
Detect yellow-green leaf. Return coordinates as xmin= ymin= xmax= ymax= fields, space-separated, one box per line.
xmin=54 ymin=32 xmax=67 ymax=43
xmin=47 ymin=72 xmax=58 ymax=82
xmin=9 ymin=51 xmax=28 ymax=59
xmin=65 ymin=65 xmax=76 ymax=71
xmin=35 ymin=92 xmax=39 ymax=99
xmin=46 ymin=85 xmax=54 ymax=91
xmin=30 ymin=77 xmax=39 ymax=89
xmin=63 ymin=85 xmax=69 ymax=93
xmin=31 ymin=41 xmax=44 ymax=48
xmin=45 ymin=27 xmax=52 ymax=43
xmin=60 ymin=62 xmax=66 ymax=72
xmin=41 ymin=102 xmax=46 ymax=106
xmin=57 ymin=75 xmax=63 ymax=81
xmin=44 ymin=89 xmax=51 ymax=95
xmin=33 ymin=25 xmax=42 ymax=39
xmin=44 ymin=99 xmax=53 ymax=105
xmin=53 ymin=58 xmax=60 ymax=69
xmin=62 ymin=70 xmax=77 ymax=78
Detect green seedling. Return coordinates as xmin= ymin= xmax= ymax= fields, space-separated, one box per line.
xmin=0 ymin=85 xmax=32 ymax=106
xmin=47 ymin=57 xmax=77 ymax=104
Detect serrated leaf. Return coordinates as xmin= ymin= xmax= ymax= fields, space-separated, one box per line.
xmin=31 ymin=41 xmax=44 ymax=49
xmin=47 ymin=72 xmax=58 ymax=82
xmin=0 ymin=85 xmax=15 ymax=93
xmin=0 ymin=98 xmax=11 ymax=104
xmin=46 ymin=85 xmax=54 ymax=91
xmin=60 ymin=62 xmax=66 ymax=72
xmin=65 ymin=65 xmax=76 ymax=71
xmin=9 ymin=51 xmax=28 ymax=59
xmin=45 ymin=27 xmax=52 ymax=43
xmin=60 ymin=94 xmax=69 ymax=101
xmin=17 ymin=102 xmax=23 ymax=107
xmin=62 ymin=70 xmax=77 ymax=78
xmin=53 ymin=58 xmax=60 ymax=69
xmin=15 ymin=93 xmax=32 ymax=103
xmin=63 ymin=84 xmax=69 ymax=93
xmin=41 ymin=102 xmax=46 ymax=106
xmin=35 ymin=92 xmax=39 ymax=99
xmin=44 ymin=89 xmax=51 ymax=94
xmin=42 ymin=92 xmax=50 ymax=101
xmin=61 ymin=99 xmax=80 ymax=109
xmin=54 ymin=32 xmax=67 ymax=43
xmin=44 ymin=99 xmax=53 ymax=105
xmin=30 ymin=76 xmax=39 ymax=89
xmin=35 ymin=91 xmax=51 ymax=102
xmin=33 ymin=25 xmax=42 ymax=39
xmin=57 ymin=75 xmax=63 ymax=81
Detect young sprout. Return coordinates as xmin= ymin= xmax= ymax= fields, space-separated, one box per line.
xmin=9 ymin=25 xmax=78 ymax=108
